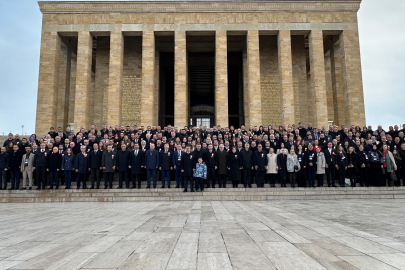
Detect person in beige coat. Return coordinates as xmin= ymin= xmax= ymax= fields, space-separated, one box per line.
xmin=20 ymin=146 xmax=34 ymax=189
xmin=315 ymin=147 xmax=326 ymax=187
xmin=266 ymin=148 xmax=278 ymax=187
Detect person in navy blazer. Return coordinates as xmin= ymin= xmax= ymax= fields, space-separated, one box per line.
xmin=130 ymin=143 xmax=144 ymax=189
xmin=0 ymin=147 xmax=9 ymax=190
xmin=47 ymin=147 xmax=62 ymax=189
xmin=8 ymin=145 xmax=22 ymax=190
xmin=88 ymin=143 xmax=103 ymax=189
xmin=116 ymin=144 xmax=131 ymax=188
xmin=144 ymin=143 xmax=159 ymax=188
xmin=172 ymin=144 xmax=183 ymax=188
xmin=75 ymin=145 xmax=89 ymax=189
xmin=159 ymin=143 xmax=173 ymax=188
xmin=181 ymin=145 xmax=195 ymax=192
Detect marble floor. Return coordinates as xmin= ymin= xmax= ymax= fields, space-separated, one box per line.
xmin=0 ymin=200 xmax=405 ymax=270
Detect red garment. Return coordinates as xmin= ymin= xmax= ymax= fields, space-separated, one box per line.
xmin=383 ymin=151 xmax=387 ymax=168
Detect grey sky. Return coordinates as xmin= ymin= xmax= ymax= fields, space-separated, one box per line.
xmin=0 ymin=0 xmax=404 ymax=135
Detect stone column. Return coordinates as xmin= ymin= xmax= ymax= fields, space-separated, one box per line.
xmin=74 ymin=31 xmax=93 ymax=131
xmin=141 ymin=31 xmax=155 ymax=127
xmin=246 ymin=30 xmax=262 ymax=127
xmin=308 ymin=30 xmax=328 ymax=128
xmin=35 ymin=31 xmax=61 ymax=135
xmin=324 ymin=51 xmax=335 ymax=122
xmin=330 ymin=44 xmax=346 ymax=127
xmin=215 ymin=31 xmax=228 ymax=127
xmin=340 ymin=30 xmax=366 ymax=127
xmin=57 ymin=43 xmax=71 ymax=129
xmin=278 ymin=30 xmax=295 ymax=125
xmin=107 ymin=31 xmax=124 ymax=126
xmin=174 ymin=31 xmax=188 ymax=128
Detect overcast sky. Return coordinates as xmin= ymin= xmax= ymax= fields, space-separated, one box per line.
xmin=0 ymin=0 xmax=404 ymax=135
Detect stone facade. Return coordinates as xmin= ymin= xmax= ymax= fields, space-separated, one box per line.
xmin=35 ymin=0 xmax=365 ymax=135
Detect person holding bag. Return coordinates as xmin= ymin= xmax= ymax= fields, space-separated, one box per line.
xmin=381 ymin=144 xmax=397 ymax=186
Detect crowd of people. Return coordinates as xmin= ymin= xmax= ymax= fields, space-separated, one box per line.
xmin=0 ymin=123 xmax=405 ymax=192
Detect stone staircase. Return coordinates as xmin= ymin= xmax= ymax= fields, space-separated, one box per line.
xmin=1 ymin=186 xmax=404 ymax=202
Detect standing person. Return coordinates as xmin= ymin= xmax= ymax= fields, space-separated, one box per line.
xmin=33 ymin=142 xmax=49 ymax=190
xmin=145 ymin=143 xmax=159 ymax=188
xmin=159 ymin=143 xmax=173 ymax=188
xmin=89 ymin=143 xmax=103 ymax=189
xmin=47 ymin=147 xmax=62 ymax=189
xmin=296 ymin=145 xmax=306 ymax=187
xmin=368 ymin=144 xmax=383 ymax=186
xmin=204 ymin=144 xmax=217 ymax=188
xmin=277 ymin=148 xmax=288 ymax=187
xmin=266 ymin=147 xmax=278 ymax=188
xmin=130 ymin=143 xmax=144 ymax=189
xmin=61 ymin=148 xmax=75 ymax=189
xmin=241 ymin=143 xmax=253 ymax=188
xmin=9 ymin=145 xmax=22 ymax=190
xmin=381 ymin=144 xmax=397 ymax=187
xmin=116 ymin=144 xmax=131 ymax=188
xmin=254 ymin=144 xmax=267 ymax=188
xmin=20 ymin=146 xmax=34 ymax=190
xmin=227 ymin=146 xmax=243 ymax=188
xmin=216 ymin=144 xmax=228 ymax=188
xmin=181 ymin=145 xmax=195 ymax=192
xmin=392 ymin=149 xmax=402 ymax=187
xmin=173 ymin=144 xmax=183 ymax=188
xmin=315 ymin=147 xmax=326 ymax=187
xmin=304 ymin=144 xmax=317 ymax=188
xmin=357 ymin=144 xmax=370 ymax=187
xmin=324 ymin=142 xmax=337 ymax=187
xmin=75 ymin=145 xmax=89 ymax=189
xmin=399 ymin=143 xmax=405 ymax=186
xmin=102 ymin=145 xmax=115 ymax=189
xmin=336 ymin=145 xmax=347 ymax=187
xmin=193 ymin=157 xmax=207 ymax=192
xmin=346 ymin=146 xmax=357 ymax=187
xmin=0 ymin=147 xmax=9 ymax=190
xmin=287 ymin=148 xmax=300 ymax=188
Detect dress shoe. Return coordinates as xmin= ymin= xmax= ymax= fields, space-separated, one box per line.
xmin=90 ymin=186 xmax=94 ymax=189
xmin=183 ymin=189 xmax=187 ymax=192
xmin=191 ymin=189 xmax=195 ymax=192
xmin=175 ymin=185 xmax=179 ymax=188
xmin=131 ymin=186 xmax=135 ymax=189
xmin=161 ymin=186 xmax=165 ymax=188
xmin=117 ymin=187 xmax=122 ymax=189
xmin=168 ymin=185 xmax=171 ymax=188
xmin=29 ymin=187 xmax=32 ymax=190
xmin=138 ymin=186 xmax=141 ymax=189
xmin=36 ymin=187 xmax=41 ymax=190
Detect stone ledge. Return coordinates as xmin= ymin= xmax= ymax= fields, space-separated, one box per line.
xmin=38 ymin=1 xmax=362 ymax=14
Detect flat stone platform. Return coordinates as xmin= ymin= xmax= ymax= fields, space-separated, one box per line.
xmin=0 ymin=186 xmax=405 ymax=202
xmin=0 ymin=200 xmax=404 ymax=269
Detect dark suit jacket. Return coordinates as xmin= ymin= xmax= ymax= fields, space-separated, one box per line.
xmin=116 ymin=150 xmax=131 ymax=172
xmin=33 ymin=150 xmax=49 ymax=168
xmin=181 ymin=152 xmax=195 ymax=177
xmin=130 ymin=150 xmax=144 ymax=174
xmin=75 ymin=153 xmax=89 ymax=173
xmin=9 ymin=151 xmax=22 ymax=172
xmin=89 ymin=150 xmax=103 ymax=169
xmin=48 ymin=152 xmax=62 ymax=172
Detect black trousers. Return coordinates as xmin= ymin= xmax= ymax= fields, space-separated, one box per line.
xmin=36 ymin=166 xmax=47 ymax=189
xmin=325 ymin=162 xmax=336 ymax=186
xmin=183 ymin=176 xmax=194 ymax=190
xmin=358 ymin=166 xmax=368 ymax=186
xmin=289 ymin=172 xmax=297 ymax=187
xmin=76 ymin=172 xmax=87 ymax=188
xmin=0 ymin=170 xmax=7 ymax=189
xmin=243 ymin=168 xmax=252 ymax=187
xmin=49 ymin=171 xmax=59 ymax=188
xmin=104 ymin=172 xmax=114 ymax=188
xmin=346 ymin=168 xmax=356 ymax=187
xmin=91 ymin=168 xmax=101 ymax=188
xmin=255 ymin=171 xmax=265 ymax=187
xmin=218 ymin=174 xmax=227 ymax=188
xmin=207 ymin=167 xmax=216 ymax=187
xmin=119 ymin=170 xmax=129 ymax=188
xmin=267 ymin=173 xmax=277 ymax=186
xmin=131 ymin=173 xmax=141 ymax=187
xmin=382 ymin=167 xmax=391 ymax=187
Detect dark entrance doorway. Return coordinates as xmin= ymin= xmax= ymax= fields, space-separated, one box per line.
xmin=188 ymin=52 xmax=215 ymax=127
xmin=228 ymin=51 xmax=244 ymax=128
xmin=159 ymin=52 xmax=174 ymax=126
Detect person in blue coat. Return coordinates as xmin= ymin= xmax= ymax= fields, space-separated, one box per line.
xmin=172 ymin=144 xmax=183 ymax=188
xmin=116 ymin=144 xmax=131 ymax=188
xmin=61 ymin=148 xmax=75 ymax=189
xmin=8 ymin=145 xmax=22 ymax=190
xmin=75 ymin=145 xmax=89 ymax=189
xmin=130 ymin=143 xmax=144 ymax=189
xmin=181 ymin=145 xmax=195 ymax=192
xmin=0 ymin=147 xmax=10 ymax=189
xmin=253 ymin=144 xmax=267 ymax=188
xmin=145 ymin=143 xmax=159 ymax=188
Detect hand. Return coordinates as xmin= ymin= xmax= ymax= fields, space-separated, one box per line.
xmin=325 ymin=164 xmax=328 ymax=168
xmin=75 ymin=169 xmax=78 ymax=172
xmin=88 ymin=168 xmax=90 ymax=172
xmin=32 ymin=167 xmax=34 ymax=171
xmin=193 ymin=168 xmax=195 ymax=171
xmin=345 ymin=166 xmax=347 ymax=170
xmin=215 ymin=166 xmax=217 ymax=170
xmin=128 ymin=165 xmax=131 ymax=168
xmin=159 ymin=167 xmax=161 ymax=170
xmin=113 ymin=166 xmax=116 ymax=170
xmin=227 ymin=167 xmax=230 ymax=170
xmin=20 ymin=169 xmax=22 ymax=172
xmin=156 ymin=166 xmax=158 ymax=169
xmin=57 ymin=169 xmax=60 ymax=171
xmin=46 ymin=168 xmax=49 ymax=171
xmin=265 ymin=166 xmax=267 ymax=170
xmin=181 ymin=170 xmax=184 ymax=172
xmin=170 ymin=167 xmax=173 ymax=170
xmin=361 ymin=164 xmax=365 ymax=168
xmin=322 ymin=167 xmax=325 ymax=169
xmin=335 ymin=165 xmax=338 ymax=170
xmin=100 ymin=167 xmax=102 ymax=170
xmin=103 ymin=167 xmax=106 ymax=170
xmin=303 ymin=166 xmax=306 ymax=169
xmin=62 ymin=168 xmax=64 ymax=171
xmin=381 ymin=165 xmax=383 ymax=169
xmin=255 ymin=166 xmax=258 ymax=170
xmin=309 ymin=163 xmax=313 ymax=166
xmin=174 ymin=165 xmax=176 ymax=169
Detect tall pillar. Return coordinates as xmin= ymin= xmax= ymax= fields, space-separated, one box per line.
xmin=57 ymin=43 xmax=71 ymax=129
xmin=278 ymin=30 xmax=295 ymax=125
xmin=308 ymin=30 xmax=328 ymax=128
xmin=174 ymin=31 xmax=188 ymax=128
xmin=141 ymin=31 xmax=155 ymax=127
xmin=215 ymin=31 xmax=228 ymax=127
xmin=107 ymin=31 xmax=124 ymax=127
xmin=94 ymin=37 xmax=109 ymax=128
xmin=340 ymin=30 xmax=366 ymax=127
xmin=73 ymin=31 xmax=93 ymax=131
xmin=247 ymin=30 xmax=262 ymax=127
xmin=324 ymin=51 xmax=335 ymax=122
xmin=35 ymin=31 xmax=61 ymax=135
xmin=331 ymin=44 xmax=346 ymax=127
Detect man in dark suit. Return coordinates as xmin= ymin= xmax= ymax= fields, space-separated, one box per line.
xmin=89 ymin=143 xmax=103 ymax=189
xmin=75 ymin=145 xmax=89 ymax=189
xmin=216 ymin=145 xmax=228 ymax=188
xmin=173 ymin=144 xmax=183 ymax=188
xmin=116 ymin=144 xmax=131 ymax=188
xmin=47 ymin=147 xmax=62 ymax=189
xmin=9 ymin=145 xmax=22 ymax=190
xmin=203 ymin=144 xmax=217 ymax=188
xmin=253 ymin=144 xmax=267 ymax=188
xmin=33 ymin=142 xmax=49 ymax=190
xmin=304 ymin=144 xmax=317 ymax=188
xmin=130 ymin=143 xmax=144 ymax=189
xmin=324 ymin=142 xmax=337 ymax=187
xmin=241 ymin=143 xmax=253 ymax=188
xmin=181 ymin=145 xmax=195 ymax=192
xmin=159 ymin=143 xmax=173 ymax=188
xmin=0 ymin=147 xmax=9 ymax=189
xmin=145 ymin=143 xmax=159 ymax=188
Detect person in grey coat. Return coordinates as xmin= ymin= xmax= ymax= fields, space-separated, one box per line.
xmin=102 ymin=145 xmax=116 ymax=189
xmin=287 ymin=148 xmax=300 ymax=188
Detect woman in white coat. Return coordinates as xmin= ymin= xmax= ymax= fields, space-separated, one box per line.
xmin=316 ymin=147 xmax=326 ymax=187
xmin=266 ymin=148 xmax=278 ymax=187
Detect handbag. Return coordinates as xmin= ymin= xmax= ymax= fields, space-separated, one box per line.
xmin=391 ymin=172 xmax=397 ymax=182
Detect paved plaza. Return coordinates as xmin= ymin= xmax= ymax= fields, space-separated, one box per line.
xmin=0 ymin=200 xmax=405 ymax=270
